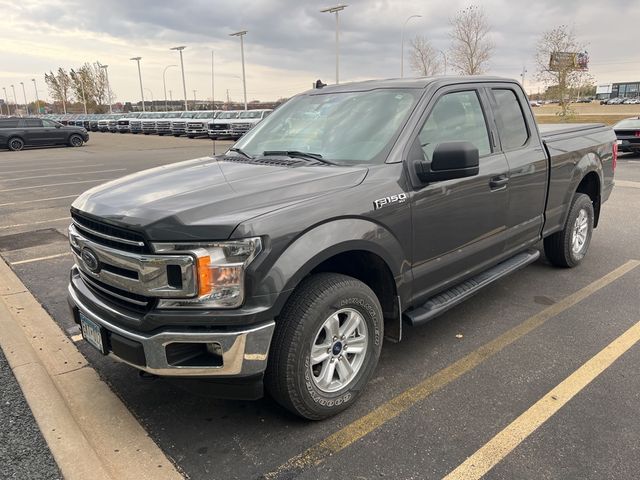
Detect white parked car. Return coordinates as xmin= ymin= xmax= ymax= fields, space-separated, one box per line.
xmin=169 ymin=112 xmax=198 ymax=136
xmin=230 ymin=109 xmax=273 ymax=138
xmin=186 ymin=111 xmax=220 ymax=138
xmin=116 ymin=112 xmax=142 ymax=133
xmin=207 ymin=111 xmax=242 ymax=139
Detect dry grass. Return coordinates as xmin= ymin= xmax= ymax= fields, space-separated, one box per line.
xmin=534 ymin=114 xmax=632 ymax=126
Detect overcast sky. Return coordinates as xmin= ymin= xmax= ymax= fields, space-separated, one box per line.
xmin=1 ymin=0 xmax=639 ymax=104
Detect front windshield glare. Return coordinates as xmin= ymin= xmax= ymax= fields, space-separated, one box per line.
xmin=234 ymin=89 xmax=419 ymax=164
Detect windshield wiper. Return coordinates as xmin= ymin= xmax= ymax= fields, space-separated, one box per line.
xmin=262 ymin=150 xmax=337 ymax=165
xmin=227 ymin=147 xmax=253 ymax=159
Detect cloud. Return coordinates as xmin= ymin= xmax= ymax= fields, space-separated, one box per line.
xmin=0 ymin=0 xmax=639 ymax=102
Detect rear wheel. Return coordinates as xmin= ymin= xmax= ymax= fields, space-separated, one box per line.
xmin=8 ymin=137 xmax=24 ymax=151
xmin=544 ymin=193 xmax=594 ymax=267
xmin=69 ymin=134 xmax=84 ymax=147
xmin=266 ymin=273 xmax=383 ymax=420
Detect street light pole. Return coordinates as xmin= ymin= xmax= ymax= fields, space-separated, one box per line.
xmin=98 ymin=63 xmax=113 ymax=113
xmin=211 ymin=50 xmax=216 ymax=110
xmin=439 ymin=50 xmax=447 ymax=75
xmin=162 ymin=64 xmax=177 ymax=112
xmin=321 ymin=5 xmax=347 ymax=84
xmin=130 ymin=57 xmax=145 ymax=112
xmin=20 ymin=82 xmax=29 ymax=115
xmin=401 ymin=15 xmax=422 ymax=78
xmin=32 ymin=79 xmax=40 ymax=114
xmin=193 ymin=89 xmax=197 ymax=110
xmin=229 ymin=31 xmax=248 ymax=110
xmin=170 ymin=46 xmax=188 ymax=111
xmin=10 ymin=85 xmax=18 ymax=113
xmin=144 ymin=89 xmax=154 ymax=111
xmin=521 ymin=66 xmax=527 ymax=91
xmin=3 ymin=87 xmax=11 ymax=115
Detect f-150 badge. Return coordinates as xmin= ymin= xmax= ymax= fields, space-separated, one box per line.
xmin=373 ymin=193 xmax=407 ymax=210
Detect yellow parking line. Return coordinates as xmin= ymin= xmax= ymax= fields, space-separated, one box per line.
xmin=265 ymin=259 xmax=640 ymax=479
xmin=11 ymin=252 xmax=71 ymax=265
xmin=444 ymin=318 xmax=640 ymax=480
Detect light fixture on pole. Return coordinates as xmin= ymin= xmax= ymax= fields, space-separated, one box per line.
xmin=162 ymin=64 xmax=177 ymax=112
xmin=229 ymin=31 xmax=248 ymax=111
xmin=19 ymin=82 xmax=30 ymax=115
xmin=3 ymin=87 xmax=10 ymax=115
xmin=98 ymin=63 xmax=113 ymax=113
xmin=130 ymin=57 xmax=145 ymax=112
xmin=320 ymin=4 xmax=347 ymax=84
xmin=401 ymin=15 xmax=422 ymax=78
xmin=32 ymin=79 xmax=40 ymax=114
xmin=170 ymin=46 xmax=188 ymax=111
xmin=10 ymin=84 xmax=18 ymax=112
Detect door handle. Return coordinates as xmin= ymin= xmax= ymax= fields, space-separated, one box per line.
xmin=489 ymin=175 xmax=509 ymax=190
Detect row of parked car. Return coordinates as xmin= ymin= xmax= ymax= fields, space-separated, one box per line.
xmin=600 ymin=97 xmax=640 ymax=105
xmin=48 ymin=109 xmax=272 ymax=140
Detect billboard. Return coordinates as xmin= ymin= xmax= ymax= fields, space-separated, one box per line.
xmin=549 ymin=51 xmax=589 ymax=71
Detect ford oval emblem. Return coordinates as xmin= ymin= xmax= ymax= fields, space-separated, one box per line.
xmin=81 ymin=248 xmax=101 ymax=273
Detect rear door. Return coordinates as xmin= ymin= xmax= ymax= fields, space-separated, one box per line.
xmin=409 ymin=86 xmax=510 ymax=301
xmin=487 ymin=85 xmax=548 ymax=253
xmin=19 ymin=118 xmax=45 ymax=145
xmin=41 ymin=119 xmax=67 ymax=143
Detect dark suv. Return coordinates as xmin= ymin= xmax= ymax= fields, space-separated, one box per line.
xmin=0 ymin=117 xmax=89 ymax=151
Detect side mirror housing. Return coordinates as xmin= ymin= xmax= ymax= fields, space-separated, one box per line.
xmin=414 ymin=141 xmax=480 ymax=183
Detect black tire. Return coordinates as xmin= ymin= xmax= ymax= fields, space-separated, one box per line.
xmin=544 ymin=193 xmax=594 ymax=267
xmin=266 ymin=273 xmax=383 ymax=420
xmin=7 ymin=137 xmax=24 ymax=151
xmin=69 ymin=134 xmax=84 ymax=147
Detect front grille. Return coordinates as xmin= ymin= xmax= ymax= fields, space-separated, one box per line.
xmin=79 ymin=270 xmax=153 ymax=312
xmin=188 ymin=122 xmax=204 ymax=128
xmin=157 ymin=121 xmax=172 ymax=128
xmin=71 ymin=212 xmax=149 ymax=254
xmin=212 ymin=123 xmax=229 ymax=130
xmin=118 ymin=120 xmax=129 ymax=125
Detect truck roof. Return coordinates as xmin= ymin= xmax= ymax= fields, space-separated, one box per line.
xmin=310 ymin=76 xmax=518 ymax=93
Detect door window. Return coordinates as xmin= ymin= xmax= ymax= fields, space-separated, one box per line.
xmin=42 ymin=119 xmax=60 ymax=127
xmin=418 ymin=90 xmax=491 ymax=161
xmin=492 ymin=89 xmax=529 ymax=150
xmin=19 ymin=118 xmax=43 ymax=128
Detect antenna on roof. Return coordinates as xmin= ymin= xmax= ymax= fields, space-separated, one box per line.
xmin=314 ymin=79 xmax=327 ymax=89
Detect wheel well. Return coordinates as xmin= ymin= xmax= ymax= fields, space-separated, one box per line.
xmin=576 ymin=172 xmax=601 ymax=227
xmin=310 ymin=250 xmax=401 ymax=341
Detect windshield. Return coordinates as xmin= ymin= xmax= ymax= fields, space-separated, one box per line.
xmin=239 ymin=111 xmax=263 ymax=119
xmin=234 ymin=89 xmax=419 ymax=164
xmin=180 ymin=112 xmax=197 ymax=118
xmin=194 ymin=111 xmax=215 ymax=118
xmin=615 ymin=118 xmax=640 ymax=129
xmin=218 ymin=112 xmax=240 ymax=119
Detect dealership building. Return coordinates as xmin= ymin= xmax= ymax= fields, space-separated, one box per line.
xmin=596 ymin=82 xmax=640 ymax=99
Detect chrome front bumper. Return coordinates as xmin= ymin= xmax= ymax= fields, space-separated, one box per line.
xmin=68 ymin=284 xmax=275 ymax=377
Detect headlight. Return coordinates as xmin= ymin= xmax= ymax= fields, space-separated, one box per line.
xmin=152 ymin=238 xmax=262 ymax=309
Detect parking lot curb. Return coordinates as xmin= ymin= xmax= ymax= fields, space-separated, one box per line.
xmin=0 ymin=258 xmax=183 ymax=480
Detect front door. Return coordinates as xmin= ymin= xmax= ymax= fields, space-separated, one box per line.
xmin=409 ymin=88 xmax=510 ymax=303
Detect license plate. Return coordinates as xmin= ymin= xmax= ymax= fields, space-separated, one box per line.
xmin=616 ymin=139 xmax=623 ymax=145
xmin=80 ymin=312 xmax=106 ymax=354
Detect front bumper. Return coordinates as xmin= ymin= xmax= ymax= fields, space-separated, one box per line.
xmin=68 ymin=277 xmax=275 ymax=378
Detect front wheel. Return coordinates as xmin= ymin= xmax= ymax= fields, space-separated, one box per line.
xmin=544 ymin=193 xmax=594 ymax=267
xmin=266 ymin=273 xmax=383 ymax=420
xmin=8 ymin=137 xmax=24 ymax=151
xmin=69 ymin=134 xmax=84 ymax=147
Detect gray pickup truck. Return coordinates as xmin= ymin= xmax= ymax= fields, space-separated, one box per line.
xmin=67 ymin=76 xmax=616 ymax=419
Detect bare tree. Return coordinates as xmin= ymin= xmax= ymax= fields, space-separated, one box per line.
xmin=410 ymin=35 xmax=441 ymax=76
xmin=69 ymin=62 xmax=111 ymax=113
xmin=44 ymin=68 xmax=72 ymax=113
xmin=535 ymin=25 xmax=590 ymax=118
xmin=449 ymin=5 xmax=494 ymax=75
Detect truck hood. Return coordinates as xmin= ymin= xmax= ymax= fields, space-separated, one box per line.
xmin=72 ymin=156 xmax=368 ymax=241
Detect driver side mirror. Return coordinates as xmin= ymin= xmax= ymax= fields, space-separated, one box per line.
xmin=414 ymin=141 xmax=480 ymax=183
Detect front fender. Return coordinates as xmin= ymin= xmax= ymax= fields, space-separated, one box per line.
xmin=252 ymin=218 xmax=412 ymax=314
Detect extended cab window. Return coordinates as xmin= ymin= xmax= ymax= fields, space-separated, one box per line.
xmin=42 ymin=119 xmax=59 ymax=127
xmin=19 ymin=118 xmax=43 ymax=127
xmin=418 ymin=91 xmax=491 ymax=161
xmin=492 ymin=89 xmax=529 ymax=149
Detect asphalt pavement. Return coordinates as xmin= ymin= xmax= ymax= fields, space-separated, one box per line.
xmin=0 ymin=133 xmax=639 ymax=479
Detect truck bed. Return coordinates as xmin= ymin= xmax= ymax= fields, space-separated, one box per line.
xmin=538 ymin=123 xmax=607 ymax=139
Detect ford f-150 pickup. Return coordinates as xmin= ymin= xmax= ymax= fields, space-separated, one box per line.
xmin=67 ymin=76 xmax=616 ymax=419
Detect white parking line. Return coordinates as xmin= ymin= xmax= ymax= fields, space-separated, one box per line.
xmin=0 ymin=178 xmax=113 ymax=193
xmin=0 ymin=194 xmax=79 ymax=207
xmin=0 ymin=164 xmax=104 ymax=175
xmin=5 ymin=168 xmax=126 ymax=182
xmin=0 ymin=217 xmax=70 ymax=229
xmin=10 ymin=252 xmax=72 ymax=265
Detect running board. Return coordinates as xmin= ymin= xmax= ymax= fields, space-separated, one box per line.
xmin=405 ymin=249 xmax=540 ymax=327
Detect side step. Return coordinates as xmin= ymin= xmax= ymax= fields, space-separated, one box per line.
xmin=404 ymin=249 xmax=540 ymax=327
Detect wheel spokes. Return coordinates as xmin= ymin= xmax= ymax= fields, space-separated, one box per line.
xmin=346 ymin=335 xmax=366 ymax=354
xmin=336 ymin=356 xmax=354 ymax=381
xmin=317 ymin=359 xmax=337 ymax=389
xmin=310 ymin=342 xmax=331 ymax=365
xmin=339 ymin=310 xmax=361 ymax=339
